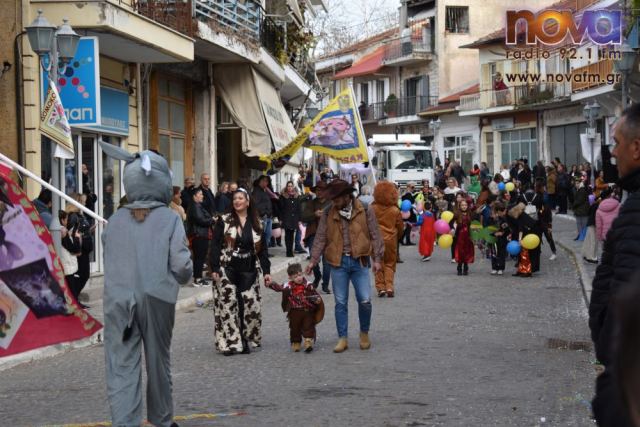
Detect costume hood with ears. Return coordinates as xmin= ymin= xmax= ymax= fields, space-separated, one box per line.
xmin=99 ymin=141 xmax=172 ymax=209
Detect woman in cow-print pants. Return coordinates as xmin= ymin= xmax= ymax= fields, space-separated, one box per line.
xmin=209 ymin=189 xmax=271 ymax=356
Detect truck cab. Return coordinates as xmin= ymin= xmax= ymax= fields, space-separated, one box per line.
xmin=370 ymin=134 xmax=434 ymax=189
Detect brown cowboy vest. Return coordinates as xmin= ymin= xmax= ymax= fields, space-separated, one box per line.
xmin=324 ymin=200 xmax=372 ymax=267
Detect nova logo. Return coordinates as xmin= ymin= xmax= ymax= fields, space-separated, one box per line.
xmin=506 ymin=9 xmax=622 ymax=46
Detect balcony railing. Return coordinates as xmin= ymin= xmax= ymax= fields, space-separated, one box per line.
xmin=459 ymin=82 xmax=571 ymax=111
xmin=361 ymin=96 xmax=438 ymax=121
xmin=571 ymin=59 xmax=614 ymax=92
xmin=382 ymin=39 xmax=432 ymax=64
xmin=195 ymin=0 xmax=262 ymax=41
xmin=135 ymin=0 xmax=195 ymax=36
xmin=260 ymin=15 xmax=285 ymax=59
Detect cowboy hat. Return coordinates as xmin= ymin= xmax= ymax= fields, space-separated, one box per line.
xmin=324 ymin=179 xmax=355 ymax=200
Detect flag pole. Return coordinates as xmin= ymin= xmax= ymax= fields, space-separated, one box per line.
xmin=0 ymin=152 xmax=108 ymax=224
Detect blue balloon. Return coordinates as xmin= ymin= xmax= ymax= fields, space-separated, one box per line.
xmin=498 ymin=182 xmax=506 ymax=191
xmin=401 ymin=200 xmax=412 ymax=212
xmin=507 ymin=240 xmax=521 ymax=256
xmin=416 ymin=214 xmax=424 ymax=226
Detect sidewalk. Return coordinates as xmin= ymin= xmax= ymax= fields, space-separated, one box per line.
xmin=0 ymin=245 xmax=306 ymax=371
xmin=552 ymin=214 xmax=597 ymax=306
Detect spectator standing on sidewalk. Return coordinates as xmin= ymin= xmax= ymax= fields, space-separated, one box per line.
xmin=595 ymin=189 xmax=620 ymax=244
xmin=197 ymin=173 xmax=215 ymax=216
xmin=180 ymin=176 xmax=196 ymax=212
xmin=572 ymin=173 xmax=590 ymax=239
xmin=556 ymin=164 xmax=571 ymax=214
xmin=280 ymin=181 xmax=303 ymax=257
xmin=32 ymin=188 xmax=53 ymax=228
xmin=187 ymin=189 xmax=215 ymax=287
xmin=307 ymin=179 xmax=384 ymax=353
xmin=546 ymin=166 xmax=557 ymax=211
xmin=589 ymin=103 xmax=640 ymax=427
xmin=252 ymin=175 xmax=274 ymax=255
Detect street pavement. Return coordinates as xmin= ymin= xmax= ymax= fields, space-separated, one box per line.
xmin=1 ymin=233 xmax=596 ymax=426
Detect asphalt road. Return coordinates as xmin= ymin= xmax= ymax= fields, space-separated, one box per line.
xmin=0 ymin=241 xmax=595 ymax=427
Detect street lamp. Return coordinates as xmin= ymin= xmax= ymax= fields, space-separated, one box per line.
xmin=613 ymin=41 xmax=636 ymax=110
xmin=25 ymin=10 xmax=80 ymax=252
xmin=582 ymin=100 xmax=601 ymax=184
xmin=429 ymin=118 xmax=441 ymax=166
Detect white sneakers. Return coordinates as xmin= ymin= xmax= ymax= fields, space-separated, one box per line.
xmin=497 ymin=270 xmax=503 ymax=275
xmin=451 ymin=259 xmax=456 ymax=263
xmin=549 ymin=254 xmax=557 ymax=261
xmin=491 ymin=270 xmax=497 ymax=275
xmin=422 ymin=256 xmax=431 ymax=262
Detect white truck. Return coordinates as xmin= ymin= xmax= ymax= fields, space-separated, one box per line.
xmin=369 ymin=134 xmax=434 ymax=189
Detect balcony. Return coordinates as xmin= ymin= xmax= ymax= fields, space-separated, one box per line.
xmin=134 ymin=0 xmax=195 ymax=37
xmin=195 ymin=0 xmax=262 ymax=42
xmin=459 ymin=82 xmax=571 ymax=114
xmin=571 ymin=59 xmax=615 ymax=93
xmin=515 ymin=82 xmax=571 ymax=105
xmin=382 ymin=39 xmax=433 ymax=67
xmin=291 ymin=56 xmax=316 ymax=85
xmin=32 ymin=0 xmax=194 ymax=62
xmin=364 ymin=96 xmax=438 ymax=124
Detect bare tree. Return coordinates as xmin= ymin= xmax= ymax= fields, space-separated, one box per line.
xmin=309 ymin=0 xmax=398 ymax=58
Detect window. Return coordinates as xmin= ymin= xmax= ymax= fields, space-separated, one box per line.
xmin=389 ymin=150 xmax=433 ymax=169
xmin=156 ymin=76 xmax=188 ymax=186
xmin=485 ymin=132 xmax=494 ymax=168
xmin=500 ymin=128 xmax=537 ymax=166
xmin=445 ymin=6 xmax=469 ymax=33
xmin=444 ymin=135 xmax=473 ymax=171
xmin=376 ymin=80 xmax=385 ymax=103
xmin=361 ymin=82 xmax=369 ymax=105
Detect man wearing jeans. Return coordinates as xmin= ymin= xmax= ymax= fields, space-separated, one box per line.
xmin=307 ymin=180 xmax=384 ymax=353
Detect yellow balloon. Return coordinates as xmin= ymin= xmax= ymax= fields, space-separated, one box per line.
xmin=505 ymin=182 xmax=515 ymax=192
xmin=441 ymin=210 xmax=454 ymax=223
xmin=521 ymin=234 xmax=540 ymax=250
xmin=438 ymin=234 xmax=454 ymax=249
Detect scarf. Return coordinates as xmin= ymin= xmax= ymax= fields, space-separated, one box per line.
xmin=338 ymin=201 xmax=353 ymax=221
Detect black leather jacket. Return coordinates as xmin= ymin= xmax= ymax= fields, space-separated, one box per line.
xmin=187 ymin=202 xmax=213 ymax=238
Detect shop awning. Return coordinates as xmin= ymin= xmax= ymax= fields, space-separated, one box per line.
xmin=214 ymin=65 xmax=297 ymax=157
xmin=333 ymin=46 xmax=385 ymax=79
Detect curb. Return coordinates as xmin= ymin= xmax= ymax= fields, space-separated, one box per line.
xmin=557 ymin=240 xmax=592 ymax=309
xmin=0 ymin=254 xmax=307 ymax=371
xmin=0 ymin=330 xmax=103 ymax=372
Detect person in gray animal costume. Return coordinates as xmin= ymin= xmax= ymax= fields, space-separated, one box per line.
xmin=100 ymin=142 xmax=193 ymax=427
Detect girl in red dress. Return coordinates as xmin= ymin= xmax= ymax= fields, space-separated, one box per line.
xmin=453 ymin=200 xmax=475 ymax=275
xmin=418 ymin=201 xmax=436 ymax=261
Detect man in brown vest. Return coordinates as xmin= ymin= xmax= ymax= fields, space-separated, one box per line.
xmin=307 ymin=179 xmax=384 ymax=353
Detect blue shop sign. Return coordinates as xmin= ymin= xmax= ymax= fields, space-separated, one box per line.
xmin=86 ymin=87 xmax=129 ymax=135
xmin=42 ymin=37 xmax=100 ymax=126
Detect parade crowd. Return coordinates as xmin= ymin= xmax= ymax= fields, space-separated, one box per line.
xmin=27 ymin=105 xmax=640 ymax=427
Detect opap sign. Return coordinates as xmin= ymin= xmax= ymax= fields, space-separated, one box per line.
xmin=42 ymin=37 xmax=100 ymax=126
xmin=506 ymin=9 xmax=622 ymax=46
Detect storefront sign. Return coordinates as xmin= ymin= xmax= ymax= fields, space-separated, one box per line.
xmin=86 ymin=87 xmax=129 ymax=135
xmin=492 ymin=117 xmax=514 ymax=130
xmin=42 ymin=37 xmax=100 ymax=126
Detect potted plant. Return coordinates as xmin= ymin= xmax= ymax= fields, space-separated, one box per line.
xmin=384 ymin=94 xmax=398 ymax=117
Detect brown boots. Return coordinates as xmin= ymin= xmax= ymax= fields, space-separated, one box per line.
xmin=359 ymin=332 xmax=371 ymax=350
xmin=291 ymin=342 xmax=301 ymax=352
xmin=333 ymin=334 xmax=372 ymax=353
xmin=333 ymin=338 xmax=349 ymax=353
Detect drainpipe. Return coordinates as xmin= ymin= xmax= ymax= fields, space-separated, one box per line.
xmin=135 ymin=63 xmax=143 ymax=151
xmin=14 ymin=31 xmax=26 ymax=172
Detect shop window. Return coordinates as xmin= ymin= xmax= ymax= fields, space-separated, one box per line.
xmin=500 ymin=128 xmax=538 ymax=166
xmin=445 ymin=6 xmax=469 ymax=33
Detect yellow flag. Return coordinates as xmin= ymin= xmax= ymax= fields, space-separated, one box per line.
xmin=40 ymin=83 xmax=74 ymax=155
xmin=260 ymin=87 xmax=368 ymax=174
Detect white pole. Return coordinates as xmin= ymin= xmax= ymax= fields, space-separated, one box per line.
xmin=0 ymin=151 xmax=108 ymax=224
